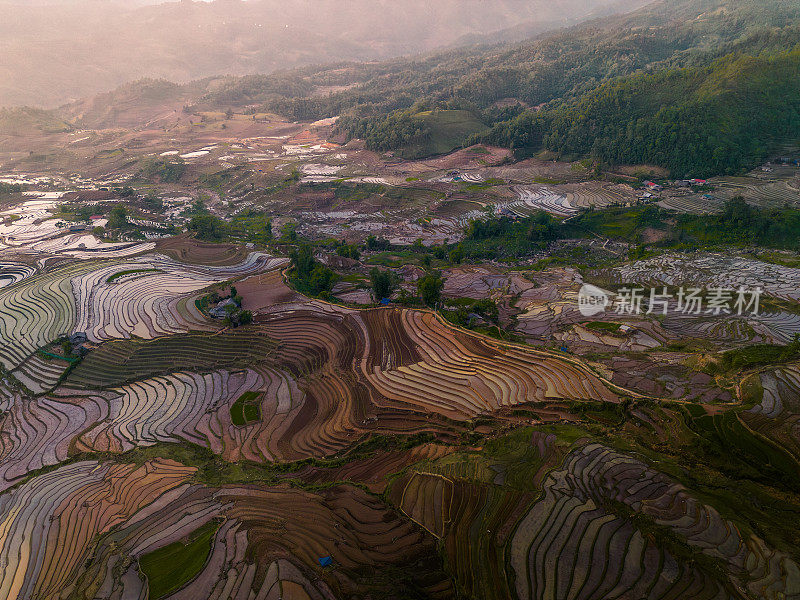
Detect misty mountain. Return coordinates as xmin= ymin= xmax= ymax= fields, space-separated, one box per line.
xmin=0 ymin=0 xmax=646 ymax=108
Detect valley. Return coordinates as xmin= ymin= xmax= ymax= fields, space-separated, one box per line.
xmin=0 ymin=0 xmax=799 ymax=599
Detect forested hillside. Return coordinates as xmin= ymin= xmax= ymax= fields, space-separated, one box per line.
xmin=261 ymin=0 xmax=800 ymax=174
xmin=271 ymin=0 xmax=800 ymax=119
xmin=482 ymin=48 xmax=800 ymax=176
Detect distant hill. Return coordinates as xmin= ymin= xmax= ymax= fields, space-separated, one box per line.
xmin=0 ymin=0 xmax=638 ymax=108
xmin=0 ymin=107 xmax=72 ymax=137
xmin=273 ymin=0 xmax=800 ymax=121
xmin=295 ymin=0 xmax=800 ymax=174
xmin=66 ymin=79 xmax=205 ymax=130
xmin=8 ymin=0 xmax=800 ymax=176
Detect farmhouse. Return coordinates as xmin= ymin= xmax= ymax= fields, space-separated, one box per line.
xmin=68 ymin=332 xmax=88 ymax=346
xmin=209 ymin=298 xmax=237 ymax=319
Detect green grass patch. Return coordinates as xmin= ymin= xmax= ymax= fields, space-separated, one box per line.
xmin=751 ymin=252 xmax=800 ymax=268
xmin=67 ymin=329 xmax=278 ymax=388
xmin=230 ymin=391 xmax=262 ymax=426
xmin=366 ymin=249 xmax=420 ymax=268
xmin=711 ymin=338 xmax=800 ymax=373
xmin=106 ymin=268 xmax=162 ymax=283
xmin=402 ymin=110 xmax=489 ymax=159
xmin=584 ymin=321 xmax=622 ymax=333
xmin=139 ymin=520 xmax=219 ymax=599
xmin=461 ymin=177 xmax=505 ymax=191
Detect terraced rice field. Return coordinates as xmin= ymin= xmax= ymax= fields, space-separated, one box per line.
xmin=0 ymin=252 xmax=281 ymax=369
xmin=658 ymin=193 xmax=725 ymax=213
xmin=2 ymin=303 xmax=622 ymax=473
xmin=72 ymin=253 xmax=282 ymax=341
xmin=507 ymin=183 xmax=636 ymax=217
xmin=1 ymin=206 xmax=798 ymax=599
xmin=744 ymin=364 xmax=800 ymax=461
xmin=62 ymin=480 xmax=450 ymax=600
xmin=0 ymin=391 xmax=108 ymax=491
xmin=0 ymin=261 xmax=36 ymax=288
xmin=714 ymin=177 xmax=800 ymax=208
xmin=509 ymin=443 xmax=799 ymax=600
xmin=259 ymin=306 xmax=621 ymax=422
xmin=66 ymin=329 xmax=280 ymax=387
xmin=11 ymin=353 xmax=69 ymax=393
xmin=28 ymin=234 xmax=155 ymax=258
xmin=659 ymin=178 xmax=800 ymax=213
xmin=0 ymin=199 xmax=63 ymax=247
xmin=0 ymin=260 xmax=84 ymax=370
xmin=614 ymin=253 xmax=800 ymax=303
xmin=391 ymin=469 xmax=534 ymax=600
xmin=0 ymin=459 xmax=195 ymax=599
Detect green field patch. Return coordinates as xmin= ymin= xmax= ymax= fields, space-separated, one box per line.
xmin=584 ymin=321 xmax=622 ymax=333
xmin=415 ymin=426 xmax=573 ymax=492
xmin=746 ymin=251 xmax=800 ymax=269
xmin=402 ymin=110 xmax=489 ymax=159
xmin=711 ymin=338 xmax=800 ymax=373
xmin=96 ymin=148 xmax=124 ymax=159
xmin=139 ymin=519 xmax=219 ymax=599
xmin=106 ymin=268 xmax=162 ymax=283
xmin=689 ymin=411 xmax=800 ymax=491
xmin=230 ymin=390 xmax=262 ymax=426
xmin=67 ymin=329 xmax=278 ymax=388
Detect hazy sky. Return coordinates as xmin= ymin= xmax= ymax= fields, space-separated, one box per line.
xmin=0 ymin=0 xmax=648 ymax=107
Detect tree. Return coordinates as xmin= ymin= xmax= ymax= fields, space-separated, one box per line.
xmin=365 ymin=235 xmax=390 ymax=251
xmin=336 ymin=243 xmax=360 ymax=260
xmin=290 ymin=244 xmax=316 ymax=279
xmin=143 ymin=194 xmax=163 ymax=212
xmin=448 ymin=244 xmax=465 ymax=264
xmin=417 ymin=272 xmax=444 ymax=307
xmin=370 ymin=268 xmax=398 ymax=302
xmin=140 ymin=158 xmax=185 ymax=183
xmin=107 ymin=204 xmax=128 ymax=229
xmin=308 ymin=264 xmax=336 ymax=296
xmin=289 ymin=244 xmax=338 ymax=296
xmin=189 ymin=214 xmax=227 ymax=241
xmin=280 ymin=222 xmax=298 ymax=242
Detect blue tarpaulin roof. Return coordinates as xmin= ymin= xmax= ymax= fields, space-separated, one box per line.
xmin=318 ymin=556 xmax=333 ymax=567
